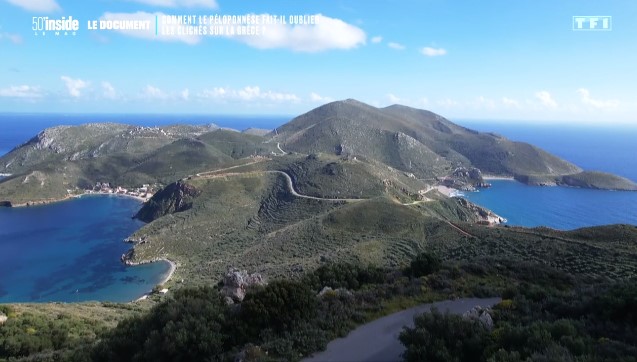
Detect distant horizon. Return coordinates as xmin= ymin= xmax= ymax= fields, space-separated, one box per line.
xmin=2 ymin=1 xmax=636 ymax=123
xmin=1 ymin=110 xmax=636 ymax=129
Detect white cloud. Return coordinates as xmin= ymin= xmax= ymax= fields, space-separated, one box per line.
xmin=421 ymin=47 xmax=447 ymax=57
xmin=371 ymin=36 xmax=383 ymax=43
xmin=5 ymin=0 xmax=60 ymax=12
xmin=60 ymin=76 xmax=89 ymax=98
xmin=0 ymin=32 xmax=23 ymax=44
xmin=310 ymin=92 xmax=333 ymax=103
xmin=535 ymin=90 xmax=557 ymax=108
xmin=474 ymin=96 xmax=496 ymax=109
xmin=501 ymin=97 xmax=520 ymax=107
xmin=436 ymin=98 xmax=458 ymax=108
xmin=0 ymin=85 xmax=43 ymax=98
xmin=181 ymin=88 xmax=190 ymax=101
xmin=100 ymin=12 xmax=202 ymax=45
xmin=101 ymin=82 xmax=117 ymax=99
xmin=199 ymin=86 xmax=299 ymax=102
xmin=577 ymin=88 xmax=619 ymax=109
xmin=231 ymin=14 xmax=366 ymax=52
xmin=200 ymin=87 xmax=227 ymax=99
xmin=388 ymin=42 xmax=405 ymax=50
xmin=387 ymin=93 xmax=402 ymax=104
xmin=126 ymin=0 xmax=217 ymax=8
xmin=142 ymin=85 xmax=168 ymax=99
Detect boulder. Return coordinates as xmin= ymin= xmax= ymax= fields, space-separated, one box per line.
xmin=462 ymin=306 xmax=494 ymax=330
xmin=0 ymin=313 xmax=7 ymax=325
xmin=317 ymin=286 xmax=353 ymax=298
xmin=221 ymin=267 xmax=266 ymax=302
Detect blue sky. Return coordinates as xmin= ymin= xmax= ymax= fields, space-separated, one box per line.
xmin=0 ymin=0 xmax=636 ymax=123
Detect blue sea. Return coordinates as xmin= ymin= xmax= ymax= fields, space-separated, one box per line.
xmin=0 ymin=114 xmax=636 ymax=303
xmin=0 ymin=195 xmax=170 ymax=303
xmin=0 ymin=113 xmax=288 ymax=303
xmin=456 ymin=121 xmax=637 ymax=230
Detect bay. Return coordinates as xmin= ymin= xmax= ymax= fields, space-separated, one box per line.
xmin=464 ymin=180 xmax=637 ymax=230
xmin=0 ymin=195 xmax=169 ymax=303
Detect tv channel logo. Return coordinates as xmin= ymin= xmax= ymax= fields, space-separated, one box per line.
xmin=572 ymin=16 xmax=612 ymax=31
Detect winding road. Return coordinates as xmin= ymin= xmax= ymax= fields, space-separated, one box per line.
xmin=196 ymin=168 xmax=366 ymax=203
xmin=302 ymin=297 xmax=501 ymax=362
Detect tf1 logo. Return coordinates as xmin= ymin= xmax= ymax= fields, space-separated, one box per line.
xmin=572 ymin=16 xmax=612 ymax=31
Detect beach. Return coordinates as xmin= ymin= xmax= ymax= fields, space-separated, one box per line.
xmin=482 ymin=175 xmax=515 ymax=180
xmin=158 ymin=258 xmax=177 ymax=285
xmin=435 ymin=185 xmax=464 ymax=197
xmin=8 ymin=191 xmax=149 ymax=208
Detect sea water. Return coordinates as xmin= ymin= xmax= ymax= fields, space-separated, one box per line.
xmin=457 ymin=121 xmax=637 ymax=230
xmin=1 ymin=115 xmax=635 ymax=302
xmin=0 ymin=195 xmax=170 ymax=303
xmin=0 ymin=114 xmax=287 ymax=303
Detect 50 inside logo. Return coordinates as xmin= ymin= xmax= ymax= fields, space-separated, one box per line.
xmin=572 ymin=16 xmax=612 ymax=31
xmin=32 ymin=16 xmax=79 ymax=36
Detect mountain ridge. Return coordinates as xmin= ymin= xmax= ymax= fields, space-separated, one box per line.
xmin=0 ymin=99 xmax=635 ymax=208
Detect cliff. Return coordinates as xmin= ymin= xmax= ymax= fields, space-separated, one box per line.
xmin=134 ymin=181 xmax=200 ymax=222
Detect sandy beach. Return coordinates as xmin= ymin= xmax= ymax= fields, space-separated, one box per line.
xmin=435 ymin=185 xmax=464 ymax=197
xmin=158 ymin=258 xmax=177 ymax=286
xmin=9 ymin=191 xmax=149 ymax=208
xmin=130 ymin=258 xmax=176 ymax=303
xmin=482 ymin=175 xmax=515 ymax=180
xmin=78 ymin=191 xmax=149 ymax=203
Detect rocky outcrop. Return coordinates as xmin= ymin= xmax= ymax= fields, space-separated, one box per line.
xmin=134 ymin=181 xmax=200 ymax=222
xmin=456 ymin=198 xmax=506 ymax=225
xmin=462 ymin=306 xmax=494 ymax=330
xmin=221 ymin=268 xmax=266 ymax=303
xmin=0 ymin=313 xmax=7 ymax=325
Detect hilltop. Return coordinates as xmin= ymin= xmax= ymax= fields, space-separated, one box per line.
xmin=1 ymin=100 xmax=636 ymax=280
xmin=270 ymin=99 xmax=637 ymax=190
xmin=1 ymin=100 xmax=635 ymax=206
xmin=2 ymin=103 xmax=637 ymax=361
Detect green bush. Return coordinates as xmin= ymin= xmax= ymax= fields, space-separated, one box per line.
xmin=406 ymin=251 xmax=441 ymax=278
xmin=92 ymin=287 xmax=228 ymax=362
xmin=240 ymin=280 xmax=318 ymax=333
xmin=399 ymin=307 xmax=489 ymax=362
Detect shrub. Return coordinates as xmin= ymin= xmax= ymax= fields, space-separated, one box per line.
xmin=406 ymin=251 xmax=441 ymax=278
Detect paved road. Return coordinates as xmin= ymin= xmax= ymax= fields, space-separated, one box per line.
xmin=302 ymin=297 xmax=501 ymax=362
xmin=197 ymin=169 xmax=364 ymax=203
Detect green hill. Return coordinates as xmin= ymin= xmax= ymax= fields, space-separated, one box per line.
xmin=270 ymin=100 xmax=636 ymax=190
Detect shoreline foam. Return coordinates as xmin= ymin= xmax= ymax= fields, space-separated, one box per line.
xmin=482 ymin=175 xmax=515 ymax=181
xmin=130 ymin=258 xmax=176 ymax=303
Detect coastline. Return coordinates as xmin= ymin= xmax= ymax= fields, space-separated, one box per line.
xmin=482 ymin=175 xmax=515 ymax=181
xmin=77 ymin=191 xmax=148 ymax=204
xmin=8 ymin=191 xmax=148 ymax=208
xmin=130 ymin=258 xmax=177 ymax=303
xmin=435 ymin=185 xmax=464 ymax=197
xmin=158 ymin=258 xmax=177 ymax=286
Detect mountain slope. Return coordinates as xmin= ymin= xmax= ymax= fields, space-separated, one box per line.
xmin=269 ymin=100 xmax=635 ymax=190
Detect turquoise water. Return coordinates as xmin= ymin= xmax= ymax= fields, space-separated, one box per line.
xmin=1 ymin=116 xmax=636 ymax=302
xmin=454 ymin=121 xmax=637 ymax=230
xmin=0 ymin=195 xmax=170 ymax=303
xmin=464 ymin=180 xmax=637 ymax=230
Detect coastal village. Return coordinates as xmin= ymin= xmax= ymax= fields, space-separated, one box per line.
xmin=82 ymin=182 xmax=156 ymax=201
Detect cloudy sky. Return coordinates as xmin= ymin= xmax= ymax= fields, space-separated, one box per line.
xmin=0 ymin=0 xmax=636 ymax=123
